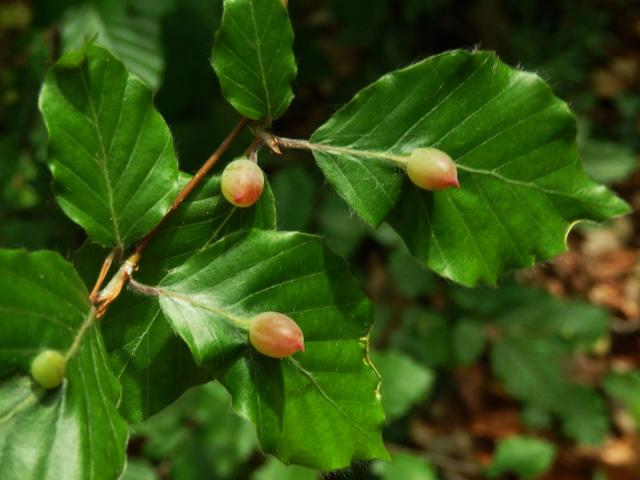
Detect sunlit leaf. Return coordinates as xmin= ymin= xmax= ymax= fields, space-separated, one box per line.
xmin=0 ymin=250 xmax=128 ymax=480
xmin=40 ymin=44 xmax=179 ymax=248
xmin=152 ymin=230 xmax=387 ymax=469
xmin=211 ymin=0 xmax=297 ymax=120
xmin=309 ymin=50 xmax=629 ymax=285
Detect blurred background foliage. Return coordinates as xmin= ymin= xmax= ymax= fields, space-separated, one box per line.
xmin=1 ymin=0 xmax=639 ymax=478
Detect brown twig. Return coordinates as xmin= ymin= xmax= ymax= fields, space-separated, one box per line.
xmin=244 ymin=136 xmax=264 ymax=161
xmin=89 ymin=249 xmax=115 ymax=302
xmin=91 ymin=118 xmax=250 ymax=314
xmin=132 ymin=117 xmax=249 ymax=259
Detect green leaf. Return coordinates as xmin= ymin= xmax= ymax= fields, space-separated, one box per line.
xmin=309 ymin=50 xmax=629 ymax=286
xmin=559 ymin=386 xmax=609 ymax=445
xmin=372 ymin=453 xmax=440 ymax=480
xmin=388 ymin=248 xmax=435 ymax=298
xmin=152 ymin=230 xmax=387 ymax=470
xmin=485 ymin=436 xmax=556 ymax=479
xmin=317 ymin=193 xmax=370 ymax=258
xmin=0 ymin=250 xmax=128 ymax=480
xmin=101 ymin=174 xmax=276 ymax=421
xmin=61 ymin=3 xmax=164 ymax=91
xmin=492 ymin=336 xmax=566 ymax=410
xmin=211 ymin=0 xmax=297 ymax=121
xmin=371 ymin=350 xmax=434 ymax=421
xmin=603 ymin=371 xmax=640 ymax=426
xmin=452 ymin=319 xmax=486 ymax=365
xmin=135 ymin=382 xmax=258 ymax=479
xmin=492 ymin=336 xmax=609 ymax=444
xmin=492 ymin=290 xmax=609 ymax=350
xmin=121 ymin=459 xmax=158 ymax=480
xmin=455 ymin=284 xmax=609 ymax=350
xmin=252 ymin=458 xmax=319 ymax=480
xmin=271 ymin=166 xmax=317 ymax=231
xmin=39 ymin=44 xmax=179 ymax=248
xmin=390 ymin=308 xmax=452 ymax=367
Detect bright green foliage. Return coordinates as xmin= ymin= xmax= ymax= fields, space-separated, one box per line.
xmin=252 ymin=458 xmax=319 ymax=480
xmin=603 ymin=371 xmax=640 ymax=426
xmin=211 ymin=0 xmax=297 ymax=121
xmin=9 ymin=2 xmax=634 ymax=476
xmin=61 ymin=3 xmax=164 ymax=90
xmin=371 ymin=350 xmax=434 ymax=421
xmin=155 ymin=230 xmax=387 ymax=469
xmin=310 ymin=50 xmax=629 ymax=286
xmin=372 ymin=453 xmax=440 ymax=480
xmin=99 ymin=174 xmax=276 ymax=421
xmin=485 ymin=436 xmax=556 ymax=479
xmin=0 ymin=250 xmax=128 ymax=480
xmin=39 ymin=44 xmax=179 ymax=248
xmin=121 ymin=459 xmax=158 ymax=480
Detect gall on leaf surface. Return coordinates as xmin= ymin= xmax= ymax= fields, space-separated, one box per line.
xmin=309 ymin=50 xmax=630 ymax=286
xmin=211 ymin=0 xmax=297 ymax=121
xmin=151 ymin=229 xmax=387 ymax=470
xmin=39 ymin=44 xmax=180 ymax=249
xmin=77 ymin=174 xmax=277 ymax=422
xmin=0 ymin=250 xmax=128 ymax=480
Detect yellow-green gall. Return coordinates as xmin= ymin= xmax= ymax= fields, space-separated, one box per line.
xmin=31 ymin=349 xmax=66 ymax=389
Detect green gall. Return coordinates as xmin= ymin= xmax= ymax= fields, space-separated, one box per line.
xmin=31 ymin=349 xmax=66 ymax=389
xmin=221 ymin=157 xmax=265 ymax=208
xmin=249 ymin=312 xmax=304 ymax=358
xmin=406 ymin=147 xmax=459 ymax=191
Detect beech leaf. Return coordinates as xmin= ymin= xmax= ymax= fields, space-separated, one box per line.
xmin=39 ymin=44 xmax=179 ymax=248
xmin=309 ymin=50 xmax=629 ymax=286
xmin=0 ymin=250 xmax=128 ymax=480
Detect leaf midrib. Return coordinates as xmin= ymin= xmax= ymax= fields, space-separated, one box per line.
xmin=79 ymin=69 xmax=123 ymax=247
xmin=248 ymin=0 xmax=272 ymax=119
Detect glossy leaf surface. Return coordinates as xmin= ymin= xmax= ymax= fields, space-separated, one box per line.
xmin=211 ymin=0 xmax=296 ymax=120
xmin=40 ymin=44 xmax=179 ymax=248
xmin=100 ymin=174 xmax=276 ymax=421
xmin=310 ymin=50 xmax=629 ymax=285
xmin=154 ymin=230 xmax=387 ymax=470
xmin=0 ymin=250 xmax=128 ymax=480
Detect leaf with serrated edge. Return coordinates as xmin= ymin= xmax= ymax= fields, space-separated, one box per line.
xmin=40 ymin=44 xmax=179 ymax=248
xmin=309 ymin=50 xmax=629 ymax=286
xmin=98 ymin=174 xmax=277 ymax=422
xmin=212 ymin=0 xmax=297 ymax=120
xmin=146 ymin=229 xmax=386 ymax=470
xmin=0 ymin=250 xmax=128 ymax=480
